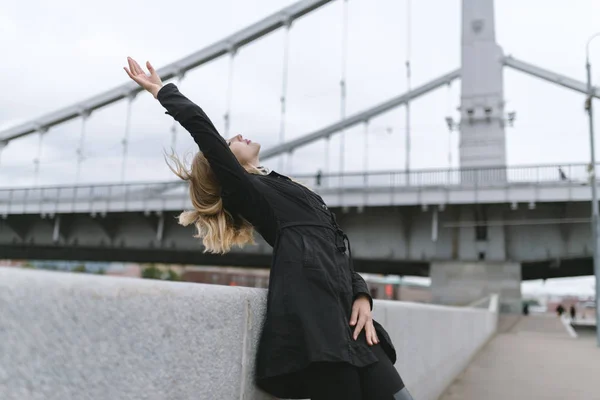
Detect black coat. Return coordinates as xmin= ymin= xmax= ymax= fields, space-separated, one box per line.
xmin=158 ymin=84 xmax=396 ymax=399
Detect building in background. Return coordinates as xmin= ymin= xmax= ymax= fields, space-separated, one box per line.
xmin=182 ymin=266 xmax=431 ymax=303
xmin=0 ymin=259 xmax=25 ymax=268
xmin=182 ymin=266 xmax=270 ymax=289
xmin=364 ymin=275 xmax=431 ymax=303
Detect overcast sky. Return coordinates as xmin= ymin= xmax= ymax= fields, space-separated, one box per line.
xmin=2 ymin=0 xmax=600 ymax=186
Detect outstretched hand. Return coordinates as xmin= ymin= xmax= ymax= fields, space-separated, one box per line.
xmin=350 ymin=294 xmax=379 ymax=346
xmin=123 ymin=57 xmax=163 ymax=98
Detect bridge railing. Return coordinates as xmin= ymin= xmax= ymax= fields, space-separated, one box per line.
xmin=311 ymin=163 xmax=590 ymax=189
xmin=0 ymin=164 xmax=593 ymax=211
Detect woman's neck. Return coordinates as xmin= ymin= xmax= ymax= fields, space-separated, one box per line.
xmin=244 ymin=156 xmax=260 ymax=170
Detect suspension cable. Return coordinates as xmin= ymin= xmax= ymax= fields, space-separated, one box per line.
xmin=33 ymin=128 xmax=47 ymax=186
xmin=279 ymin=19 xmax=292 ymax=172
xmin=170 ymin=74 xmax=185 ymax=150
xmin=120 ymin=94 xmax=135 ymax=183
xmin=405 ymin=0 xmax=412 ymax=176
xmin=446 ymin=81 xmax=453 ymax=169
xmin=224 ymin=45 xmax=237 ymax=137
xmin=339 ymin=0 xmax=349 ymax=177
xmin=75 ymin=110 xmax=90 ymax=185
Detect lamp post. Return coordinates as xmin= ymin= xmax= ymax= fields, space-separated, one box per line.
xmin=585 ymin=32 xmax=600 ymax=347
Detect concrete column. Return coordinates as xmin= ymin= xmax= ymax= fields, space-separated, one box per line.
xmin=431 ymin=261 xmax=521 ymax=313
xmin=460 ymin=0 xmax=507 ymax=182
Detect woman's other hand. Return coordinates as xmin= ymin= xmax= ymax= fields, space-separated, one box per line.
xmin=123 ymin=57 xmax=163 ymax=98
xmin=350 ymin=294 xmax=379 ymax=345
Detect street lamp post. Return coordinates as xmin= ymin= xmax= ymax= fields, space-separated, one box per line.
xmin=585 ymin=32 xmax=600 ymax=347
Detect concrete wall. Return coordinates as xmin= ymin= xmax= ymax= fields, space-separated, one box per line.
xmin=0 ymin=267 xmax=498 ymax=400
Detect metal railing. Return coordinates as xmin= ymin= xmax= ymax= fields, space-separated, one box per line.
xmin=0 ymin=164 xmax=595 ymax=210
xmin=306 ymin=163 xmax=591 ymax=189
xmin=0 ymin=181 xmax=188 ymax=214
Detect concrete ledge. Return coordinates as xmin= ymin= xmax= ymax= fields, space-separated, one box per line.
xmin=0 ymin=268 xmax=497 ymax=400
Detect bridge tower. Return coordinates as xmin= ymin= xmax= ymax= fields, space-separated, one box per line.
xmin=431 ymin=0 xmax=522 ymax=314
xmin=459 ymin=0 xmax=507 ymax=179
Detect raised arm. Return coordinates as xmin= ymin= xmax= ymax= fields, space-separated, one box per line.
xmin=123 ymin=57 xmax=274 ymax=231
xmin=156 ymin=83 xmax=250 ymax=194
xmin=124 ymin=57 xmax=255 ymax=193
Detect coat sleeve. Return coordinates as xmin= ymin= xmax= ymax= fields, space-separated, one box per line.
xmin=157 ymin=83 xmax=273 ymax=228
xmin=352 ymin=272 xmax=374 ymax=311
xmin=157 ymin=83 xmax=249 ymax=194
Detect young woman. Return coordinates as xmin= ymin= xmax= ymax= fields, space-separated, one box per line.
xmin=124 ymin=57 xmax=413 ymax=400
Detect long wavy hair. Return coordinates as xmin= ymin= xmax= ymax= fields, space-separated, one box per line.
xmin=166 ymin=151 xmax=266 ymax=254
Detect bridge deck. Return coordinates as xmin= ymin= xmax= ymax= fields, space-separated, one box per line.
xmin=440 ymin=315 xmax=599 ymax=400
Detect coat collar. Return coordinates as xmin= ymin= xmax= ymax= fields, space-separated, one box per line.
xmin=260 ymin=167 xmax=291 ymax=180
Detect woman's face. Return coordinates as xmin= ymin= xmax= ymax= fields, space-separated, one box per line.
xmin=227 ymin=134 xmax=261 ymax=165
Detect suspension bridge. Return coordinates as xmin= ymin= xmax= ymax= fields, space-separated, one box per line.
xmin=1 ymin=0 xmax=599 ymax=310
xmin=1 ymin=1 xmax=599 ymax=399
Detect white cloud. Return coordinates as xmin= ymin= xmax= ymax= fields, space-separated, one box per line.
xmin=1 ymin=0 xmax=598 ymax=183
xmin=0 ymin=0 xmax=600 ymax=186
xmin=0 ymin=13 xmax=17 ymax=39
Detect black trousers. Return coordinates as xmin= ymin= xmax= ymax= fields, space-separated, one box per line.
xmin=304 ymin=344 xmax=414 ymax=400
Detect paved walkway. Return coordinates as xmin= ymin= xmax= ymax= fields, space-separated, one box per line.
xmin=440 ymin=315 xmax=600 ymax=400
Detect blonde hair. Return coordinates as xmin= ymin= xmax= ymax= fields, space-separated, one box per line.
xmin=166 ymin=151 xmax=266 ymax=254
